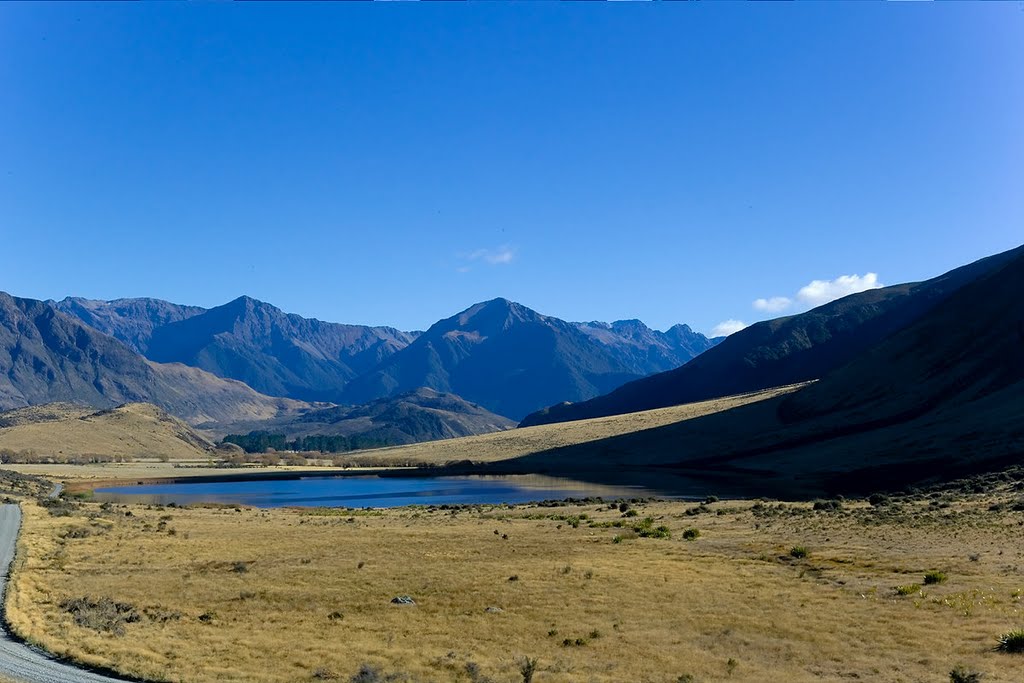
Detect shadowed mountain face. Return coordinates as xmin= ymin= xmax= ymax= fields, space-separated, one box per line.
xmin=0 ymin=292 xmax=310 ymax=425
xmin=340 ymin=299 xmax=718 ymax=420
xmin=503 ymin=246 xmax=1024 ymax=497
xmin=221 ymin=387 xmax=515 ymax=447
xmin=49 ymin=297 xmax=206 ymax=354
xmin=141 ymin=296 xmax=418 ymax=403
xmin=521 ymin=245 xmax=1024 ymax=427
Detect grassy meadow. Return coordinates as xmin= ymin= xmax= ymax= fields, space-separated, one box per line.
xmin=6 ymin=473 xmax=1024 ymax=683
xmin=1 ymin=385 xmax=801 ymax=486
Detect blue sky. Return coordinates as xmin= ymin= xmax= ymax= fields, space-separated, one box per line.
xmin=1 ymin=4 xmax=1021 ymax=335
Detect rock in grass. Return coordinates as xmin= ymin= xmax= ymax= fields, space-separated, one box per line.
xmin=390 ymin=595 xmax=416 ymax=605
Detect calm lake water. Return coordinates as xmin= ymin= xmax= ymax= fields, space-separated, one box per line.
xmin=93 ymin=474 xmax=680 ymax=508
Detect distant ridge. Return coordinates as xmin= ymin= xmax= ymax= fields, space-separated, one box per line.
xmin=0 ymin=292 xmax=313 ymax=425
xmin=521 ymin=244 xmax=1024 ymax=427
xmin=506 ymin=243 xmax=1024 ymax=496
xmin=220 ymin=387 xmax=515 ymax=448
xmin=141 ymin=295 xmax=417 ymax=403
xmin=340 ymin=298 xmax=718 ymax=420
xmin=49 ymin=296 xmax=205 ymax=353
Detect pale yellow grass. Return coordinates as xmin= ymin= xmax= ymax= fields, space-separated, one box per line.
xmin=3 ymin=386 xmax=800 ymax=485
xmin=7 ymin=491 xmax=1024 ymax=683
xmin=0 ymin=403 xmax=212 ymax=461
xmin=345 ymin=384 xmax=805 ymax=466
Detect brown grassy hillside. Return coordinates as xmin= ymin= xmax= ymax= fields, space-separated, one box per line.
xmin=0 ymin=402 xmax=214 ymax=461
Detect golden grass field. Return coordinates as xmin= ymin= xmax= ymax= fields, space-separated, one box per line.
xmin=0 ymin=403 xmax=213 ymax=461
xmin=6 ymin=481 xmax=1024 ymax=683
xmin=308 ymin=384 xmax=806 ymax=467
xmin=1 ymin=385 xmax=801 ymax=485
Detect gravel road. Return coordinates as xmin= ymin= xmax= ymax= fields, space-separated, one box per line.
xmin=0 ymin=504 xmax=130 ymax=682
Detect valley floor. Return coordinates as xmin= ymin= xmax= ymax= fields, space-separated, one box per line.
xmin=5 ymin=476 xmax=1024 ymax=683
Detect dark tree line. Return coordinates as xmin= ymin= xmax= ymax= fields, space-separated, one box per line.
xmin=221 ymin=431 xmax=391 ymax=454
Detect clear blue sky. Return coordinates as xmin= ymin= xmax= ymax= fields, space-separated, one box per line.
xmin=1 ymin=3 xmax=1021 ymax=335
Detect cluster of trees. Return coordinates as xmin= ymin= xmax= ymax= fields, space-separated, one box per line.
xmin=221 ymin=431 xmax=393 ymax=454
xmin=0 ymin=448 xmax=132 ymax=465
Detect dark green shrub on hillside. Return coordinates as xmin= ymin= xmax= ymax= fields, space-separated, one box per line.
xmin=997 ymin=629 xmax=1024 ymax=653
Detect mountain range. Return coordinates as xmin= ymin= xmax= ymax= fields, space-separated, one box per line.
xmin=3 ymin=242 xmax=1022 ymax=490
xmin=339 ymin=298 xmax=717 ymax=419
xmin=521 ymin=245 xmax=1023 ymax=426
xmin=504 ymin=244 xmax=1024 ymax=495
xmin=2 ymin=291 xmax=717 ymax=438
xmin=0 ymin=292 xmax=308 ymax=426
xmin=45 ymin=295 xmax=716 ymax=420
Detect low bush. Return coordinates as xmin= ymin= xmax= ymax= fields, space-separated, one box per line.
xmin=996 ymin=629 xmax=1024 ymax=653
xmin=60 ymin=596 xmax=140 ymax=636
xmin=895 ymin=584 xmax=921 ymax=596
xmin=949 ymin=665 xmax=983 ymax=683
xmin=789 ymin=546 xmax=808 ymax=559
xmin=682 ymin=528 xmax=700 ymax=541
xmin=924 ymin=571 xmax=947 ymax=585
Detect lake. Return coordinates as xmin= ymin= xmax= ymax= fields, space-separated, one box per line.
xmin=93 ymin=473 xmax=682 ymax=508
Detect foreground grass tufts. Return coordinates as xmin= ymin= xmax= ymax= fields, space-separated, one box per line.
xmin=949 ymin=665 xmax=983 ymax=683
xmin=996 ymin=629 xmax=1024 ymax=653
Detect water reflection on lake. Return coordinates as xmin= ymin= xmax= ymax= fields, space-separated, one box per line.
xmin=93 ymin=473 xmax=689 ymax=509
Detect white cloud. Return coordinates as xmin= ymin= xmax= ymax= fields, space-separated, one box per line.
xmin=462 ymin=245 xmax=517 ymax=266
xmin=710 ymin=319 xmax=747 ymax=337
xmin=752 ymin=296 xmax=792 ymax=313
xmin=796 ymin=272 xmax=882 ymax=307
xmin=750 ymin=272 xmax=883 ymax=316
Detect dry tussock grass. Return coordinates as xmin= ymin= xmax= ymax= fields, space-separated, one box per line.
xmin=342 ymin=384 xmax=804 ymax=467
xmin=0 ymin=403 xmax=213 ymax=461
xmin=7 ymin=483 xmax=1024 ymax=683
xmin=2 ymin=386 xmax=799 ymax=484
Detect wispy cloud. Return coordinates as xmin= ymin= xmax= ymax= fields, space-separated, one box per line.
xmin=751 ymin=272 xmax=883 ymax=314
xmin=710 ymin=319 xmax=747 ymax=337
xmin=460 ymin=245 xmax=517 ymax=268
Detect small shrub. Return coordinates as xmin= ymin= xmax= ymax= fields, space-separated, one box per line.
xmin=313 ymin=668 xmax=340 ymax=680
xmin=231 ymin=561 xmax=249 ymax=574
xmin=789 ymin=546 xmax=808 ymax=559
xmin=518 ymin=656 xmax=538 ymax=683
xmin=868 ymin=493 xmax=890 ymax=507
xmin=924 ymin=571 xmax=947 ymax=585
xmin=949 ymin=665 xmax=983 ymax=683
xmin=996 ymin=629 xmax=1024 ymax=653
xmin=508 ymin=574 xmax=520 ymax=582
xmin=682 ymin=528 xmax=700 ymax=541
xmin=350 ymin=664 xmax=382 ymax=683
xmin=895 ymin=584 xmax=921 ymax=596
xmin=812 ymin=499 xmax=843 ymax=512
xmin=61 ymin=597 xmax=140 ymax=636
